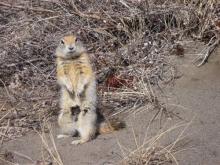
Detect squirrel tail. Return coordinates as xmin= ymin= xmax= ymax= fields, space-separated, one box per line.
xmin=98 ymin=119 xmax=126 ymax=134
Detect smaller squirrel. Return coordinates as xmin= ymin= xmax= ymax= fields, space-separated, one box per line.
xmin=56 ymin=35 xmax=125 ymax=144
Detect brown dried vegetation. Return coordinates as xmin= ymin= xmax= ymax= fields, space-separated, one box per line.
xmin=0 ymin=0 xmax=218 ymax=144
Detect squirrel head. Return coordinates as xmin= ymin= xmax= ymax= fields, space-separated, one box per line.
xmin=56 ymin=35 xmax=85 ymax=59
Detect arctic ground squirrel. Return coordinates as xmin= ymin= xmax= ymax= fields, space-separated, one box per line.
xmin=56 ymin=34 xmax=125 ymax=144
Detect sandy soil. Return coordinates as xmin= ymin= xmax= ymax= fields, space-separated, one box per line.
xmin=2 ymin=106 xmax=180 ymax=165
xmin=167 ymin=43 xmax=220 ymax=165
xmin=1 ymin=42 xmax=220 ymax=165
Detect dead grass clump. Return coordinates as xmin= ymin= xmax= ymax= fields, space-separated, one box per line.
xmin=121 ymin=147 xmax=172 ymax=165
xmin=37 ymin=123 xmax=63 ymax=165
xmin=0 ymin=0 xmax=219 ymax=139
xmin=119 ymin=119 xmax=193 ymax=165
xmin=0 ymin=122 xmax=62 ymax=165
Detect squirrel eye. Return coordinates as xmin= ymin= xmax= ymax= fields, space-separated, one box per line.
xmin=75 ymin=37 xmax=79 ymax=42
xmin=60 ymin=40 xmax=64 ymax=45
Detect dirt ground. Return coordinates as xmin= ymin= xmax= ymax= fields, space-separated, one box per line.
xmin=1 ymin=43 xmax=220 ymax=165
xmin=167 ymin=43 xmax=220 ymax=165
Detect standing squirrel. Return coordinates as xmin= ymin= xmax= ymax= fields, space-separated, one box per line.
xmin=56 ymin=35 xmax=125 ymax=144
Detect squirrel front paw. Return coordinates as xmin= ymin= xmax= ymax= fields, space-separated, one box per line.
xmin=76 ymin=86 xmax=85 ymax=97
xmin=66 ymin=83 xmax=74 ymax=93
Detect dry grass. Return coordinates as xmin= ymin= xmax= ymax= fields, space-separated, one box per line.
xmin=118 ymin=117 xmax=194 ymax=165
xmin=37 ymin=122 xmax=63 ymax=165
xmin=0 ymin=0 xmax=218 ymax=163
xmin=0 ymin=122 xmax=63 ymax=165
xmin=0 ymin=118 xmax=191 ymax=165
xmin=0 ymin=0 xmax=219 ymax=141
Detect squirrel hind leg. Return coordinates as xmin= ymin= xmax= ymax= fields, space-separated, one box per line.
xmin=57 ymin=122 xmax=78 ymax=139
xmin=71 ymin=137 xmax=91 ymax=145
xmin=57 ymin=128 xmax=77 ymax=139
xmin=57 ymin=134 xmax=70 ymax=139
xmin=71 ymin=139 xmax=81 ymax=145
xmin=71 ymin=127 xmax=96 ymax=145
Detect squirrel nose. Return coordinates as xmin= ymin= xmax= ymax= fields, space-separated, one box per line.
xmin=69 ymin=47 xmax=75 ymax=51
